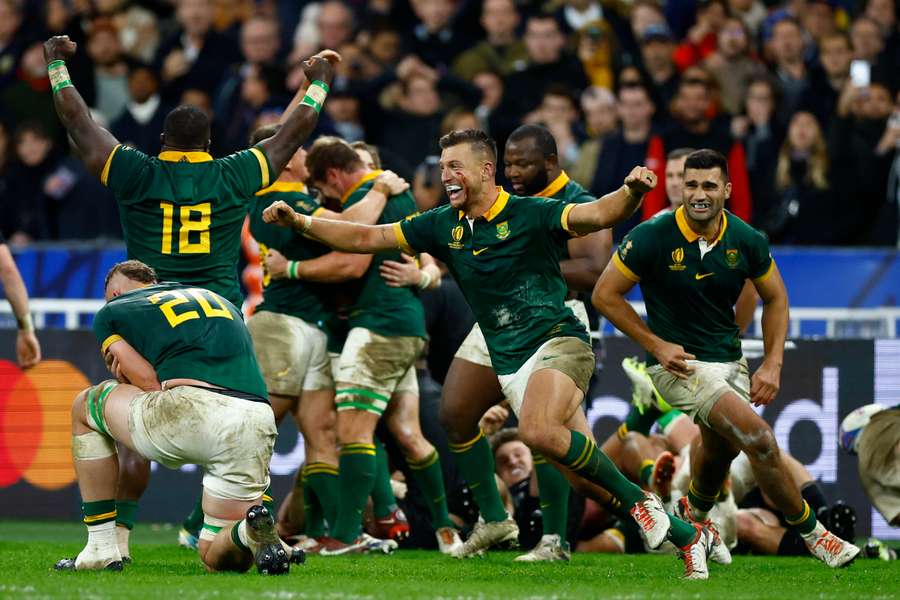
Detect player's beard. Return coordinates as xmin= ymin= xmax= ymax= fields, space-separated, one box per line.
xmin=520 ymin=170 xmax=550 ymax=196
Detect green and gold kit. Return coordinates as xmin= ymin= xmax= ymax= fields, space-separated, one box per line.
xmin=396 ymin=188 xmax=589 ymax=375
xmin=93 ymin=282 xmax=268 ymax=399
xmin=247 ymin=181 xmax=333 ymax=330
xmin=536 ymin=171 xmax=595 ymax=261
xmin=341 ymin=171 xmax=425 ymax=339
xmin=101 ymin=145 xmax=273 ymax=308
xmin=613 ymin=206 xmax=774 ymax=364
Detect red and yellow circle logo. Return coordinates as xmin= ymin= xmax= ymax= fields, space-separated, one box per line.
xmin=0 ymin=360 xmax=89 ymax=490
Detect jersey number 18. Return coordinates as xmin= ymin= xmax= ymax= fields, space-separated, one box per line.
xmin=160 ymin=202 xmax=211 ymax=254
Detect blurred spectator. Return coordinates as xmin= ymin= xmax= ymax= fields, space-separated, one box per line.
xmin=215 ymin=64 xmax=288 ymax=155
xmin=366 ymin=22 xmax=404 ymax=70
xmin=497 ymin=14 xmax=589 ymax=126
xmin=704 ymin=17 xmax=765 ymax=116
xmin=800 ymin=0 xmax=837 ymax=46
xmin=590 ymin=82 xmax=658 ymax=239
xmin=575 ymin=20 xmax=617 ymax=89
xmin=525 ymin=85 xmax=582 ymax=170
xmin=765 ymin=111 xmax=835 ymax=244
xmin=376 ymin=69 xmax=446 ymax=172
xmin=622 ymin=0 xmax=667 ymax=65
xmin=0 ymin=0 xmax=27 ymax=93
xmin=293 ymin=1 xmax=356 ymax=58
xmin=737 ymin=75 xmax=784 ymax=228
xmin=326 ymin=91 xmax=365 ymax=142
xmin=452 ymin=0 xmax=527 ymax=79
xmin=673 ymin=0 xmax=727 ymax=72
xmin=95 ymin=0 xmax=160 ymax=62
xmin=558 ymin=0 xmax=604 ymax=32
xmin=663 ymin=147 xmax=694 ymax=210
xmin=768 ymin=17 xmax=809 ymax=119
xmin=851 ymin=16 xmax=885 ymax=66
xmin=154 ymin=0 xmax=241 ymax=103
xmin=441 ymin=107 xmax=480 ymax=134
xmin=405 ymin=0 xmax=472 ymax=70
xmin=213 ymin=16 xmax=281 ymax=138
xmin=86 ymin=19 xmax=130 ymax=123
xmin=570 ymin=86 xmax=617 ymax=187
xmin=638 ymin=24 xmax=679 ymax=121
xmin=3 ymin=123 xmax=58 ymax=241
xmin=0 ymin=42 xmax=63 ymax=144
xmin=880 ymin=92 xmax=900 ymax=247
xmin=412 ymin=155 xmax=443 ymax=212
xmin=727 ymin=0 xmax=767 ymax=39
xmin=111 ymin=63 xmax=170 ymax=155
xmin=801 ymin=32 xmax=851 ymax=130
xmin=472 ymin=70 xmax=504 ymax=132
xmin=181 ymin=88 xmax=214 ymax=121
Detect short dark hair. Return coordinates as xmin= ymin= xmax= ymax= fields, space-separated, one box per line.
xmin=507 ymin=124 xmax=558 ymax=158
xmin=489 ymin=428 xmax=521 ymax=455
xmin=684 ymin=149 xmax=729 ymax=180
xmin=349 ymin=141 xmax=382 ymax=169
xmin=667 ymin=147 xmax=695 ymax=162
xmin=249 ymin=123 xmax=280 ymax=146
xmin=104 ymin=260 xmax=158 ymax=289
xmin=162 ymin=105 xmax=211 ymax=150
xmin=439 ymin=128 xmax=497 ymax=163
xmin=305 ymin=136 xmax=363 ymax=184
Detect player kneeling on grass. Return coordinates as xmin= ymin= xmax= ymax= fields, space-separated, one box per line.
xmin=57 ymin=260 xmax=294 ymax=575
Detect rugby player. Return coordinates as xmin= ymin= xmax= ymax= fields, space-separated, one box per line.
xmin=57 ymin=261 xmax=290 ymax=574
xmin=593 ymin=149 xmax=859 ymax=568
xmin=282 ymin=136 xmax=460 ymax=555
xmin=263 ymin=129 xmax=728 ymax=579
xmin=245 ymin=126 xmax=410 ymax=553
xmin=0 ymin=232 xmax=41 ymax=368
xmin=439 ymin=124 xmax=612 ymax=561
xmin=44 ymin=33 xmax=339 ymax=556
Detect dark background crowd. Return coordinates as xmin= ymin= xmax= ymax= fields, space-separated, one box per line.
xmin=1 ymin=0 xmax=899 ymax=246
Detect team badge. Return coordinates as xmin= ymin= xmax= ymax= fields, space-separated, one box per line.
xmin=495 ymin=221 xmax=510 ymax=240
xmin=669 ymin=247 xmax=686 ymax=271
xmin=449 ymin=224 xmax=465 ymax=249
xmin=726 ymin=248 xmax=739 ymax=267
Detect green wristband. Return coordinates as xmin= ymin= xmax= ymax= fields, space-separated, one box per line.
xmin=48 ymin=60 xmax=72 ymax=94
xmin=299 ymin=80 xmax=329 ymax=114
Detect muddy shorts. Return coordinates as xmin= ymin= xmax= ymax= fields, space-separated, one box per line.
xmin=247 ymin=310 xmax=333 ymax=396
xmin=497 ymin=336 xmax=595 ymax=417
xmin=647 ymin=359 xmax=750 ymax=427
xmin=128 ymin=386 xmax=277 ymax=501
xmin=332 ymin=327 xmax=425 ymax=416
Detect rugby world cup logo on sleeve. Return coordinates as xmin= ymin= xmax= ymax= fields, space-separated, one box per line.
xmin=669 ymin=247 xmax=686 ymax=271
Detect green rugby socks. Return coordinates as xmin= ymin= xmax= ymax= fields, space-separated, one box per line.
xmin=687 ymin=481 xmax=717 ymax=521
xmin=639 ymin=459 xmax=655 ymax=488
xmin=332 ymin=443 xmax=376 ymax=543
xmin=83 ymin=499 xmax=117 ymax=526
xmin=182 ymin=498 xmax=204 ymax=536
xmin=409 ymin=450 xmax=455 ymax=529
xmin=560 ymin=430 xmax=645 ymax=507
xmin=449 ymin=430 xmax=508 ymax=523
xmin=262 ymin=485 xmax=275 ymax=514
xmin=115 ymin=500 xmax=138 ymax=530
xmin=303 ymin=462 xmax=339 ymax=537
xmin=372 ymin=440 xmax=399 ymax=518
xmin=533 ymin=454 xmax=570 ymax=538
xmin=786 ymin=500 xmax=818 ymax=536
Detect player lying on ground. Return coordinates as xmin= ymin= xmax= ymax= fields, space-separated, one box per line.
xmin=263 ymin=128 xmax=729 ymax=579
xmin=43 ymin=34 xmax=342 ymax=555
xmin=439 ymin=124 xmax=613 ymax=562
xmin=59 ymin=261 xmax=299 ymax=574
xmin=593 ymin=148 xmax=859 ymax=568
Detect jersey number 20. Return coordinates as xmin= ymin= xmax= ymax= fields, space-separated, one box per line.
xmin=160 ymin=202 xmax=211 ymax=254
xmin=149 ymin=288 xmax=234 ymax=328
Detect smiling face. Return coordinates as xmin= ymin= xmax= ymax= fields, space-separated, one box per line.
xmin=440 ymin=142 xmax=493 ymax=210
xmin=682 ymin=166 xmax=731 ymax=225
xmin=504 ymin=136 xmax=550 ymax=196
xmin=494 ymin=440 xmax=533 ymax=487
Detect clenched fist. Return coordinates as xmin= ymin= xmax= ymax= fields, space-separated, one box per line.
xmin=262 ymin=200 xmax=304 ymax=229
xmin=44 ymin=35 xmax=77 ymax=64
xmin=624 ymin=166 xmax=658 ymax=196
xmin=374 ymin=170 xmax=409 ymax=196
xmin=303 ymin=49 xmax=342 ymax=86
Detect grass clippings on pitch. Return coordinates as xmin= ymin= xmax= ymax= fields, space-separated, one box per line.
xmin=0 ymin=521 xmax=897 ymax=599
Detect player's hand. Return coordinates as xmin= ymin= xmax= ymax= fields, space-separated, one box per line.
xmin=262 ymin=200 xmax=302 ymax=229
xmin=109 ymin=355 xmax=131 ymax=384
xmin=16 ymin=330 xmax=40 ymax=369
xmin=44 ymin=35 xmax=77 ymax=63
xmin=479 ymin=404 xmax=510 ymax=436
xmin=651 ymin=341 xmax=695 ymax=380
xmin=379 ymin=254 xmax=421 ymax=287
xmin=374 ymin=170 xmax=409 ymax=196
xmin=624 ymin=166 xmax=657 ymax=196
xmin=750 ymin=360 xmax=780 ymax=406
xmin=264 ymin=248 xmax=289 ymax=280
xmin=303 ymin=50 xmax=341 ymax=86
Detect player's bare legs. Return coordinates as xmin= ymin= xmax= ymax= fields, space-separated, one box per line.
xmin=115 ymin=445 xmax=149 ymax=559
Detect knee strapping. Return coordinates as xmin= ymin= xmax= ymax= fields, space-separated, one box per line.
xmin=83 ymin=380 xmax=119 ymax=435
xmin=200 ymin=515 xmax=235 ymax=542
xmin=72 ymin=431 xmax=117 ymax=460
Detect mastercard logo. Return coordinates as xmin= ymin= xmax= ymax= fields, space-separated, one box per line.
xmin=0 ymin=360 xmax=90 ymax=490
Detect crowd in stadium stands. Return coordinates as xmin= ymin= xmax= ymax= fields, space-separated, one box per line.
xmin=0 ymin=0 xmax=899 ymax=246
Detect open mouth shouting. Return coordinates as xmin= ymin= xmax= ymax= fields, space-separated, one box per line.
xmin=445 ymin=183 xmax=464 ymax=204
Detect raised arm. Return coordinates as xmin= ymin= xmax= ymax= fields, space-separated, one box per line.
xmin=255 ymin=50 xmax=341 ymax=177
xmin=263 ymin=200 xmax=401 ymax=253
xmin=566 ymin=166 xmax=657 ymax=235
xmin=748 ymin=263 xmax=788 ymax=406
xmin=265 ymin=247 xmax=374 ymax=283
xmin=0 ymin=244 xmax=40 ymax=368
xmin=44 ymin=36 xmax=119 ymax=179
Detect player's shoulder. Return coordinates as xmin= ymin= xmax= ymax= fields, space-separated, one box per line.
xmin=725 ymin=210 xmax=768 ymax=244
xmin=628 ymin=209 xmax=674 ymax=238
xmin=561 ymin=179 xmax=594 ymax=204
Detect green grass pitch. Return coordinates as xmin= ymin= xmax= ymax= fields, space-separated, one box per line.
xmin=1 ymin=521 xmax=898 ymax=599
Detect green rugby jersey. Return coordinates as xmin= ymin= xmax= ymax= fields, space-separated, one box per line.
xmin=341 ymin=171 xmax=425 ymax=339
xmin=101 ymin=145 xmax=273 ymax=308
xmin=93 ymin=282 xmax=268 ymax=399
xmin=536 ymin=171 xmax=595 ymax=261
xmin=247 ymin=181 xmax=333 ymax=330
xmin=613 ymin=206 xmax=774 ymax=364
xmin=395 ymin=188 xmax=589 ymax=375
